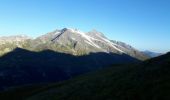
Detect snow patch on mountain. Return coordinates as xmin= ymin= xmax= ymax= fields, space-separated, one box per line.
xmin=0 ymin=28 xmax=149 ymax=60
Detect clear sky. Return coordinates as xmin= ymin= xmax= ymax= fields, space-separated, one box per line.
xmin=0 ymin=0 xmax=169 ymax=53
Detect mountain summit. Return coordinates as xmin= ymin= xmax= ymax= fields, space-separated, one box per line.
xmin=0 ymin=28 xmax=148 ymax=60
xmin=0 ymin=28 xmax=149 ymax=91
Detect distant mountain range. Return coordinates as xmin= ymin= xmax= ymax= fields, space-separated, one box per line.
xmin=142 ymin=50 xmax=163 ymax=58
xmin=0 ymin=28 xmax=148 ymax=60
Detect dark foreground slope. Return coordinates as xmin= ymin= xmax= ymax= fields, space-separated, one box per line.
xmin=0 ymin=52 xmax=170 ymax=100
xmin=0 ymin=48 xmax=139 ymax=91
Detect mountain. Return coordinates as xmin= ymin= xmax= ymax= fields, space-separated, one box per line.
xmin=0 ymin=28 xmax=149 ymax=60
xmin=142 ymin=50 xmax=163 ymax=58
xmin=111 ymin=40 xmax=148 ymax=60
xmin=0 ymin=28 xmax=149 ymax=90
xmin=0 ymin=35 xmax=31 ymax=56
xmin=1 ymin=52 xmax=169 ymax=100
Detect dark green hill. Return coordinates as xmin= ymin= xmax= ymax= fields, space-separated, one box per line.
xmin=0 ymin=48 xmax=139 ymax=91
xmin=0 ymin=52 xmax=170 ymax=100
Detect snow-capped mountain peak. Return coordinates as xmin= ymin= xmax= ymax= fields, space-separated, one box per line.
xmin=35 ymin=28 xmax=148 ymax=60
xmin=0 ymin=28 xmax=149 ymax=60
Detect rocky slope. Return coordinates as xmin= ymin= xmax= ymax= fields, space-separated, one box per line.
xmin=0 ymin=28 xmax=149 ymax=91
xmin=0 ymin=28 xmax=149 ymax=60
xmin=0 ymin=35 xmax=31 ymax=56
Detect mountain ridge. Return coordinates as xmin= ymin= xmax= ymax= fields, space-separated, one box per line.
xmin=0 ymin=28 xmax=149 ymax=60
xmin=0 ymin=47 xmax=140 ymax=90
xmin=142 ymin=50 xmax=163 ymax=58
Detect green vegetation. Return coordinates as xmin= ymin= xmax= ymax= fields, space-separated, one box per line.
xmin=0 ymin=53 xmax=170 ymax=100
xmin=0 ymin=41 xmax=31 ymax=56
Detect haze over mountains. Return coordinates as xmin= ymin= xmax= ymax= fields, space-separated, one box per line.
xmin=142 ymin=50 xmax=163 ymax=58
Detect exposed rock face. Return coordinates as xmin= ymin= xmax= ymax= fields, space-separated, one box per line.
xmin=0 ymin=28 xmax=149 ymax=60
xmin=111 ymin=40 xmax=149 ymax=60
xmin=0 ymin=28 xmax=149 ymax=90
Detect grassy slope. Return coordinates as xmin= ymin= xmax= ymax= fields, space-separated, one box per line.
xmin=0 ymin=53 xmax=170 ymax=100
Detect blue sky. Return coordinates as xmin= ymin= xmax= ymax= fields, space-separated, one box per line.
xmin=0 ymin=0 xmax=169 ymax=53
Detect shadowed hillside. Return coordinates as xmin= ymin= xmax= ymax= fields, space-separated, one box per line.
xmin=0 ymin=52 xmax=169 ymax=100
xmin=0 ymin=48 xmax=139 ymax=91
